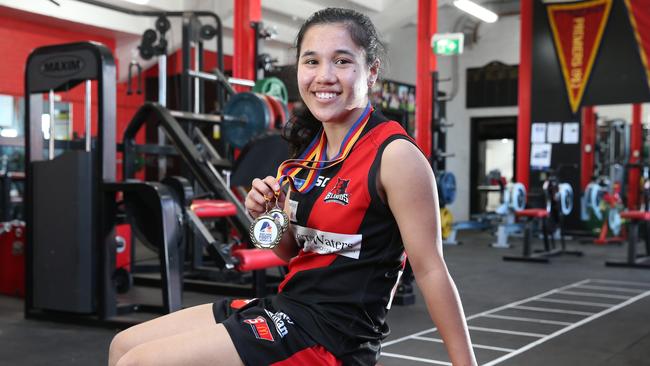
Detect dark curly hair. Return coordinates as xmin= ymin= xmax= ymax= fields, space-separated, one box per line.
xmin=283 ymin=7 xmax=387 ymax=158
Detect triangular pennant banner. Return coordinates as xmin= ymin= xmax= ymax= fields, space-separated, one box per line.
xmin=547 ymin=0 xmax=612 ymax=113
xmin=624 ymin=0 xmax=650 ymax=92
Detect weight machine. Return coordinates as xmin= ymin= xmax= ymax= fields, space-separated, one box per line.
xmin=504 ymin=166 xmax=582 ymax=263
xmin=23 ymin=40 xmax=290 ymax=327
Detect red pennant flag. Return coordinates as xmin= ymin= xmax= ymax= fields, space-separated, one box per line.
xmin=547 ymin=0 xmax=613 ymax=113
xmin=624 ymin=0 xmax=650 ymax=92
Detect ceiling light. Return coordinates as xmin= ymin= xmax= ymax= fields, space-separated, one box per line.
xmin=453 ymin=0 xmax=499 ymax=23
xmin=122 ymin=0 xmax=150 ymax=5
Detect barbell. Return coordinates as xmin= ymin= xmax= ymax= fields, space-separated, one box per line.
xmin=221 ymin=91 xmax=289 ymax=148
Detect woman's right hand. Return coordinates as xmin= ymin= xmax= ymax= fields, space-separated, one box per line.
xmin=245 ymin=176 xmax=285 ymax=219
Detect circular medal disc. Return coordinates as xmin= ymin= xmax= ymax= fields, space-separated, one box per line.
xmin=268 ymin=208 xmax=289 ymax=234
xmin=250 ymin=215 xmax=282 ymax=249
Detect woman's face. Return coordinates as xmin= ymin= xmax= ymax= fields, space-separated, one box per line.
xmin=297 ymin=23 xmax=378 ymax=124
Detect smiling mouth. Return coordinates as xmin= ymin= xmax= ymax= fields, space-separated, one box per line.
xmin=313 ymin=92 xmax=340 ymax=100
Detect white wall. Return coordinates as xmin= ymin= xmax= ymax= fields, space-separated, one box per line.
xmin=443 ymin=14 xmax=519 ymax=221
xmin=383 ymin=9 xmax=520 ymax=220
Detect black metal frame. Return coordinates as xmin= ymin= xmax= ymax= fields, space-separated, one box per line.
xmin=24 ymin=41 xmax=117 ymax=321
xmin=121 ymin=103 xmax=276 ymax=298
xmin=24 ymin=42 xmax=188 ymax=328
xmin=606 ymin=218 xmax=650 ymax=269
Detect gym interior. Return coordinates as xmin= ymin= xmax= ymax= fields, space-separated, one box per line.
xmin=1 ymin=0 xmax=649 ymax=365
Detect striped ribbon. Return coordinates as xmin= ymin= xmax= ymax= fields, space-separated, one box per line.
xmin=276 ymin=103 xmax=372 ymax=194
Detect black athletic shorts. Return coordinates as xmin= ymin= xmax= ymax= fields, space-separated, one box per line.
xmin=213 ymin=297 xmax=342 ymax=366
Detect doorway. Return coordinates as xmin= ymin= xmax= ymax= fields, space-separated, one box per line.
xmin=470 ymin=116 xmax=517 ymax=214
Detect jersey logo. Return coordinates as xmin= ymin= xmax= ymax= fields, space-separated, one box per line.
xmin=324 ymin=178 xmax=351 ymax=205
xmin=294 ymin=225 xmax=363 ymax=259
xmin=243 ymin=316 xmax=275 ymax=342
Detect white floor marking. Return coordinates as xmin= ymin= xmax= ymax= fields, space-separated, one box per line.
xmin=467 ymin=325 xmax=546 ymax=338
xmin=577 ymin=285 xmax=647 ymax=293
xmin=557 ymin=290 xmax=630 ymax=300
xmin=590 ymin=279 xmax=650 ymax=288
xmin=412 ymin=336 xmax=516 ymax=353
xmin=481 ymin=314 xmax=572 ymax=326
xmin=511 ymin=305 xmax=595 ymax=316
xmin=529 ymin=297 xmax=613 ymax=308
xmin=381 ymin=279 xmax=650 ymax=365
xmin=380 ymin=352 xmax=452 ymax=365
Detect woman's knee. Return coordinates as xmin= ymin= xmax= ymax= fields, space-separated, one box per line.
xmin=109 ymin=330 xmax=135 ymax=364
xmin=113 ymin=346 xmax=141 ymax=366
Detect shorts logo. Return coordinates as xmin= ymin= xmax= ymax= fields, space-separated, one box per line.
xmin=324 ymin=178 xmax=350 ymax=205
xmin=243 ymin=316 xmax=274 ymax=342
xmin=229 ymin=298 xmax=256 ymax=309
xmin=264 ymin=309 xmax=294 ymax=338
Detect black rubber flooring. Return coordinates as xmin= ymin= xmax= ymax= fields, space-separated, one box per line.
xmin=1 ymin=230 xmax=649 ymax=365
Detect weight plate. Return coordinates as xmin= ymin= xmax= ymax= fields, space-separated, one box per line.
xmin=608 ymin=208 xmax=622 ymax=236
xmin=511 ymin=182 xmax=527 ymax=211
xmin=260 ymin=94 xmax=277 ymax=131
xmin=222 ymin=92 xmax=271 ymax=148
xmin=438 ymin=171 xmax=456 ymax=205
xmin=587 ymin=182 xmax=604 ymax=221
xmin=440 ymin=207 xmax=453 ymax=239
xmin=252 ymin=77 xmax=289 ymax=104
xmin=266 ymin=95 xmax=288 ymax=129
xmin=558 ymin=183 xmax=574 ymax=216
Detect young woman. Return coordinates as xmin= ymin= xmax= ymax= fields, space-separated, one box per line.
xmin=109 ymin=8 xmax=476 ymax=366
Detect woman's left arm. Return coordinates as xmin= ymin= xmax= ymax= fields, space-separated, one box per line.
xmin=380 ymin=139 xmax=477 ymax=366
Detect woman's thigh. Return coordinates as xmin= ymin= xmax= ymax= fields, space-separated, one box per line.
xmin=117 ymin=303 xmax=216 ymax=349
xmin=119 ymin=323 xmax=243 ymax=366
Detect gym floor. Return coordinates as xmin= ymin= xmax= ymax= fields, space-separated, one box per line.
xmin=1 ymin=231 xmax=649 ymax=366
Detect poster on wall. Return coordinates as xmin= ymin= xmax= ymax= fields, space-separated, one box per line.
xmin=547 ymin=122 xmax=563 ymax=143
xmin=531 ymin=123 xmax=547 ymax=143
xmin=546 ymin=0 xmax=613 ymax=113
xmin=530 ymin=143 xmax=552 ymax=169
xmin=563 ymin=122 xmax=580 ymax=144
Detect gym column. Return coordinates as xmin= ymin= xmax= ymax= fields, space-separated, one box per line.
xmin=516 ymin=0 xmax=532 ymax=189
xmin=415 ymin=0 xmax=437 ymax=159
xmin=233 ymin=0 xmax=261 ymax=92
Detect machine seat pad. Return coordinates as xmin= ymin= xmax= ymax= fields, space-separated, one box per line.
xmin=232 ymin=249 xmax=288 ymax=271
xmin=620 ymin=211 xmax=650 ymax=221
xmin=190 ymin=199 xmax=237 ymax=218
xmin=515 ymin=208 xmax=549 ymax=218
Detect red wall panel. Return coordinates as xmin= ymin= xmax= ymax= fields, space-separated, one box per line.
xmin=0 ymin=12 xmax=146 ymax=180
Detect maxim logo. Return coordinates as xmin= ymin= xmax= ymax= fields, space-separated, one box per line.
xmin=293 ymin=225 xmax=362 ymax=259
xmin=324 ymin=178 xmax=350 ymax=205
xmin=40 ymin=56 xmax=85 ymax=77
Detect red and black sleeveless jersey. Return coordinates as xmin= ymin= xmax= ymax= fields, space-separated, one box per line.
xmin=272 ymin=110 xmax=413 ymax=360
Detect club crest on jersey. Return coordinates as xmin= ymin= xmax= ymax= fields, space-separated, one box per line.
xmin=324 ymin=178 xmax=350 ymax=205
xmin=243 ymin=316 xmax=275 ymax=342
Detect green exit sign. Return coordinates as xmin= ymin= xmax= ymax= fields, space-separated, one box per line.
xmin=432 ymin=33 xmax=464 ymax=55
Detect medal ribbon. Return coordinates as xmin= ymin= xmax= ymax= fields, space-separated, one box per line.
xmin=276 ymin=103 xmax=372 ymax=194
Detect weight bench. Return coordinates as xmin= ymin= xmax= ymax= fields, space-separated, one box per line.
xmin=606 ymin=211 xmax=650 ymax=269
xmin=503 ymin=208 xmax=582 ymax=263
xmin=188 ymin=199 xmax=287 ymax=271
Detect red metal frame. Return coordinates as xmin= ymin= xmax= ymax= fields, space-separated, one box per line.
xmin=580 ymin=106 xmax=596 ymax=190
xmin=415 ymin=0 xmax=437 ymax=158
xmin=628 ymin=103 xmax=643 ymax=209
xmin=516 ymin=0 xmax=533 ymax=189
xmin=233 ymin=0 xmax=261 ymax=92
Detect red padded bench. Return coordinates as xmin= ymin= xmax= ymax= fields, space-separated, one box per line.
xmin=232 ymin=249 xmax=288 ymax=271
xmin=190 ymin=199 xmax=237 ymax=219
